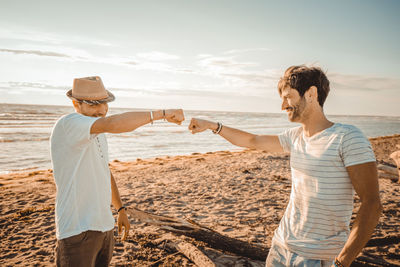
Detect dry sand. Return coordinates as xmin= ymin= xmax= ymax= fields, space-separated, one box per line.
xmin=0 ymin=135 xmax=399 ymax=266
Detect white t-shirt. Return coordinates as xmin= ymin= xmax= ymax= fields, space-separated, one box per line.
xmin=274 ymin=123 xmax=376 ymax=260
xmin=50 ymin=113 xmax=115 ymax=240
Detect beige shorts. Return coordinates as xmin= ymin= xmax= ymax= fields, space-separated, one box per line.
xmin=56 ymin=230 xmax=114 ymax=267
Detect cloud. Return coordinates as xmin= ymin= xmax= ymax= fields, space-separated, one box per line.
xmin=329 ymin=73 xmax=400 ymax=92
xmin=195 ymin=54 xmax=280 ymax=91
xmin=0 ymin=46 xmax=192 ymax=74
xmin=0 ymin=28 xmax=113 ymax=47
xmin=109 ymin=86 xmax=260 ymax=99
xmin=223 ymin=48 xmax=271 ymax=55
xmin=0 ymin=80 xmax=261 ymax=100
xmin=198 ymin=56 xmax=258 ymax=70
xmin=125 ymin=61 xmax=139 ymax=65
xmin=0 ymin=81 xmax=69 ymax=96
xmin=122 ymin=52 xmax=193 ymax=73
xmin=0 ymin=48 xmax=71 ymax=58
xmin=136 ymin=51 xmax=180 ymax=61
xmin=0 ymin=46 xmax=98 ymax=63
xmin=5 ymin=81 xmax=67 ymax=91
xmin=221 ymin=73 xmax=278 ymax=83
xmin=197 ymin=54 xmax=213 ymax=59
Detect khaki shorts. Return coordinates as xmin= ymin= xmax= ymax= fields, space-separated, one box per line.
xmin=265 ymin=240 xmax=334 ymax=267
xmin=56 ymin=230 xmax=115 ymax=267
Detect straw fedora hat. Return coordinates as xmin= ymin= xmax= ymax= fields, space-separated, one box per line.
xmin=66 ymin=76 xmax=115 ymax=103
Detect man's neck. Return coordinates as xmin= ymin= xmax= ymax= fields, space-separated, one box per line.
xmin=301 ymin=109 xmax=333 ymax=138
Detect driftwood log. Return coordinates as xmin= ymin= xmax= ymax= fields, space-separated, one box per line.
xmin=127 ymin=207 xmax=399 ymax=267
xmin=378 ymin=171 xmax=399 ymax=181
xmin=165 ymin=240 xmax=216 ymax=267
xmin=390 ymin=150 xmax=400 ymax=181
xmin=377 ymin=164 xmax=398 ymax=176
xmin=127 ymin=207 xmax=269 ymax=261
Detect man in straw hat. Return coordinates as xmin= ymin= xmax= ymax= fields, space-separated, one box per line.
xmin=189 ymin=65 xmax=382 ymax=267
xmin=50 ymin=76 xmax=184 ymax=266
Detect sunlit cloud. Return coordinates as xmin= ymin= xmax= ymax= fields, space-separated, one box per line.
xmin=223 ymin=47 xmax=271 ymax=55
xmin=330 ymin=73 xmax=400 ymax=92
xmin=136 ymin=51 xmax=180 ymax=61
xmin=0 ymin=28 xmax=114 ymax=47
xmin=0 ymin=45 xmax=191 ymax=74
xmin=125 ymin=60 xmax=139 ymax=65
xmin=198 ymin=56 xmax=258 ymax=72
xmin=221 ymin=72 xmax=278 ymax=87
xmin=197 ymin=54 xmax=213 ymax=59
xmin=0 ymin=48 xmax=71 ymax=58
xmin=195 ymin=54 xmax=279 ymax=91
xmin=6 ymin=81 xmax=66 ymax=90
xmin=204 ymin=58 xmax=257 ymax=68
xmin=0 ymin=46 xmax=100 ymax=63
xmin=0 ymin=80 xmax=260 ymax=100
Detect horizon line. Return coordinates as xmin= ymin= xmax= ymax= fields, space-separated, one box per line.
xmin=1 ymin=102 xmax=399 ymax=118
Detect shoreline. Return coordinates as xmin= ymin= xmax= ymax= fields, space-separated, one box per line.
xmin=1 ymin=134 xmax=399 ymax=176
xmin=2 ymin=102 xmax=400 ymax=118
xmin=0 ymin=134 xmax=399 ymax=266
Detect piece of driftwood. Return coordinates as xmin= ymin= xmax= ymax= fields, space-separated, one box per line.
xmin=378 ymin=171 xmax=399 ymax=181
xmin=390 ymin=151 xmax=400 ymax=181
xmin=127 ymin=207 xmax=269 ymax=261
xmin=149 ymin=251 xmax=180 ymax=267
xmin=366 ymin=235 xmax=400 ymax=247
xmin=351 ymin=253 xmax=397 ymax=267
xmin=377 ymin=164 xmax=398 ymax=176
xmin=127 ymin=207 xmax=398 ymax=267
xmin=166 ymin=240 xmax=216 ymax=267
xmin=390 ymin=150 xmax=400 ymax=165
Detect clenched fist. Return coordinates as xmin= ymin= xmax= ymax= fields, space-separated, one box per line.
xmin=165 ymin=109 xmax=185 ymax=125
xmin=188 ymin=118 xmax=216 ymax=134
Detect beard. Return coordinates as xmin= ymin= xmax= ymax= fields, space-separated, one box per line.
xmin=287 ymin=97 xmax=306 ymax=122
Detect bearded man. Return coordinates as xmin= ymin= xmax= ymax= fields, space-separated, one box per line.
xmin=189 ymin=66 xmax=382 ymax=267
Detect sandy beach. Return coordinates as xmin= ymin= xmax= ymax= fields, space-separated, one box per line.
xmin=0 ymin=135 xmax=399 ymax=266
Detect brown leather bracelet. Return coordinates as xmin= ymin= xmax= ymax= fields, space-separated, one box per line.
xmin=117 ymin=206 xmax=126 ymax=213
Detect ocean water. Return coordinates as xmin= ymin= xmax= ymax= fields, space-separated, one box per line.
xmin=1 ymin=103 xmax=399 ymax=173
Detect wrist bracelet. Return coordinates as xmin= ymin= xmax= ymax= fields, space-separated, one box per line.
xmin=117 ymin=206 xmax=126 ymax=213
xmin=212 ymin=122 xmax=223 ymax=134
xmin=334 ymin=258 xmax=344 ymax=267
xmin=150 ymin=111 xmax=154 ymax=125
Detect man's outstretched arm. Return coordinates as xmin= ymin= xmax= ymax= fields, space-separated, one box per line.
xmin=188 ymin=118 xmax=283 ymax=153
xmin=336 ymin=162 xmax=382 ymax=267
xmin=91 ymin=109 xmax=184 ymax=134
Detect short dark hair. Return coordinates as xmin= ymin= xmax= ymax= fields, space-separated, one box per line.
xmin=278 ymin=65 xmax=330 ymax=107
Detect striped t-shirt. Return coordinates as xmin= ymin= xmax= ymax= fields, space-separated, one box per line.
xmin=274 ymin=123 xmax=376 ymax=260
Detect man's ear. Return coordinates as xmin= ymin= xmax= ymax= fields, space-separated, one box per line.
xmin=306 ymin=86 xmax=318 ymax=102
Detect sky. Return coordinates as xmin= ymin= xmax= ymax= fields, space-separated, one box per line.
xmin=0 ymin=0 xmax=399 ymax=116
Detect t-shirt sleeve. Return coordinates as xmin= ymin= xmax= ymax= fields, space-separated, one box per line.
xmin=278 ymin=127 xmax=298 ymax=153
xmin=62 ymin=113 xmax=100 ymax=146
xmin=340 ymin=126 xmax=376 ymax=167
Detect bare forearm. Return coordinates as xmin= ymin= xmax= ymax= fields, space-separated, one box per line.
xmin=337 ymin=201 xmax=382 ymax=266
xmin=204 ymin=120 xmax=256 ymax=149
xmin=103 ymin=110 xmax=163 ymax=134
xmin=110 ymin=172 xmax=123 ymax=210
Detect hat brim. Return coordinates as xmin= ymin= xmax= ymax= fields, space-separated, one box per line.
xmin=66 ymin=89 xmax=115 ymax=103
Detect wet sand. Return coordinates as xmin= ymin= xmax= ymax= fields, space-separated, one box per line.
xmin=0 ymin=135 xmax=399 ymax=266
